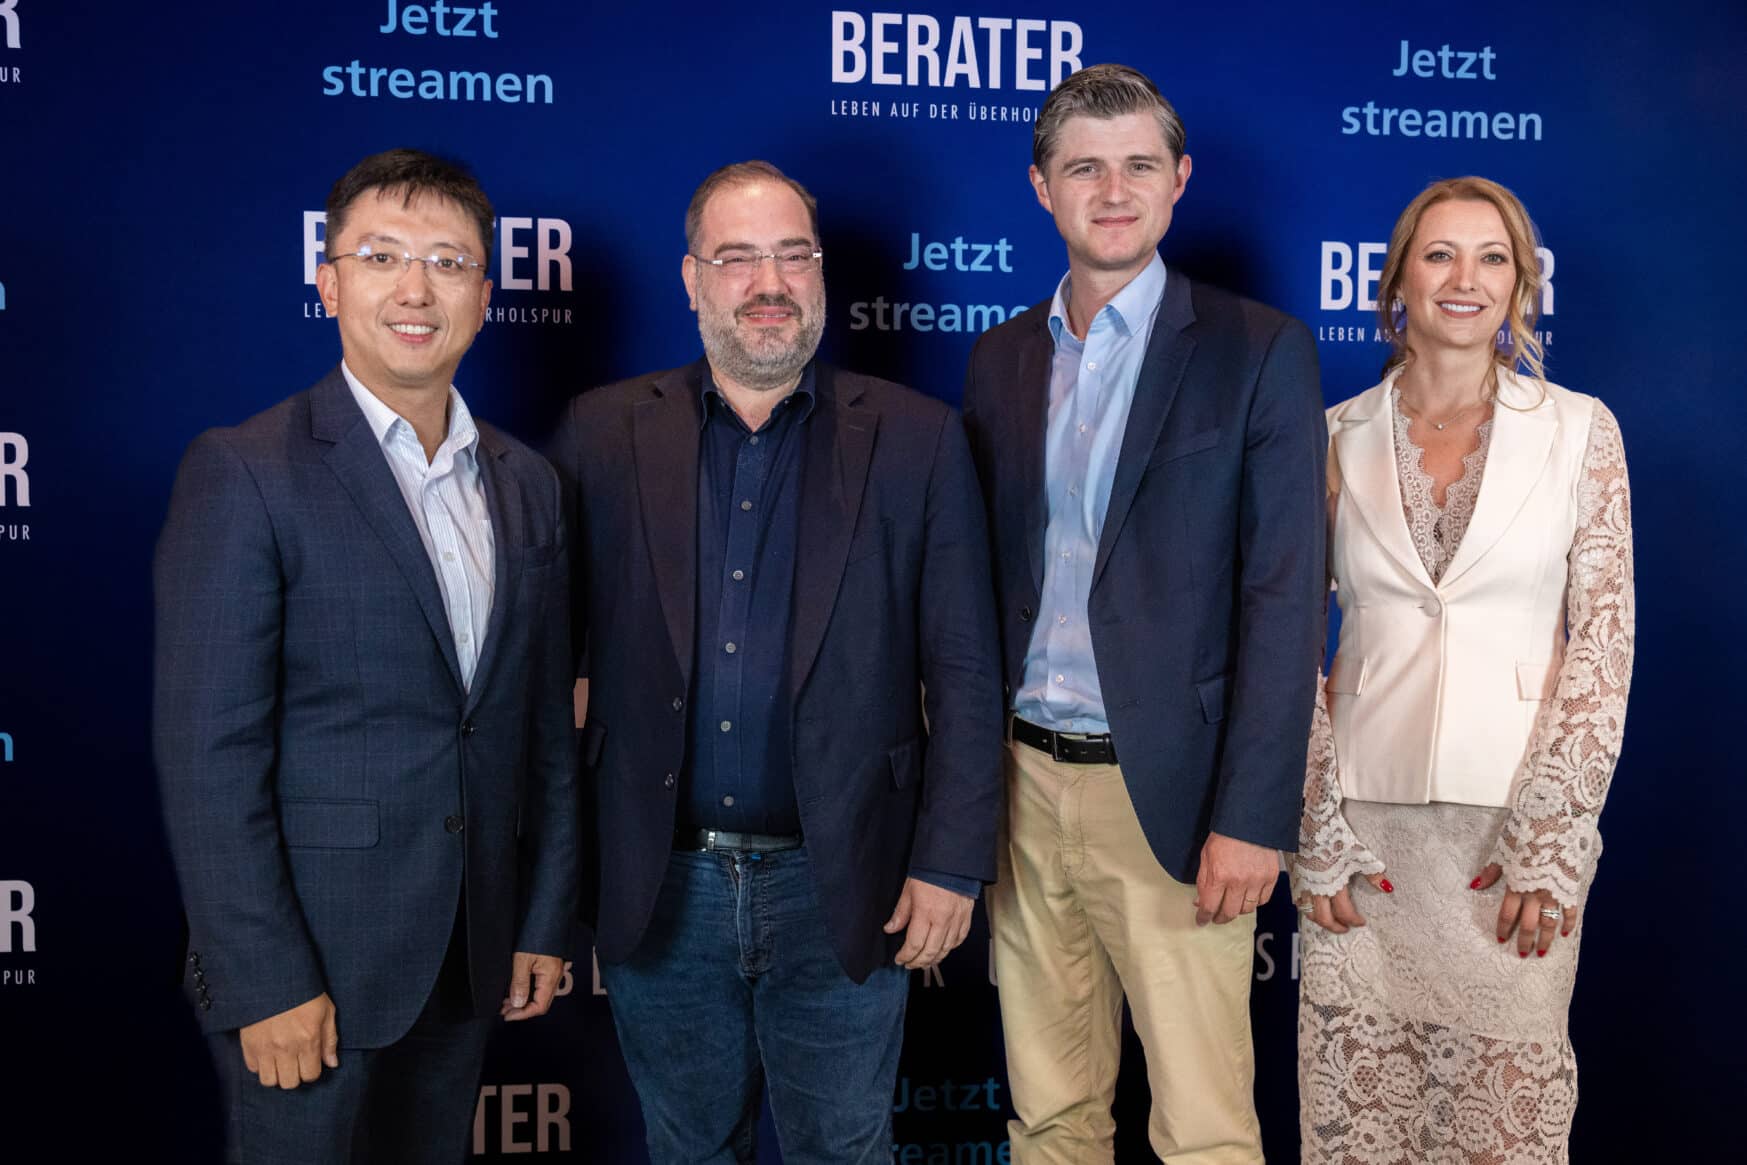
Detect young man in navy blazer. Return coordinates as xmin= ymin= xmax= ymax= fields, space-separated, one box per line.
xmin=961 ymin=66 xmax=1326 ymax=1163
xmin=550 ymin=161 xmax=1003 ymax=1163
xmin=154 ymin=150 xmax=578 ymax=1163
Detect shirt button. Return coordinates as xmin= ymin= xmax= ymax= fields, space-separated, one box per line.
xmin=1086 ymin=361 xmax=1098 ymax=371
xmin=1067 ymin=486 xmax=1078 ymax=497
xmin=722 ymin=795 xmax=735 ymax=807
xmin=720 ymin=720 xmax=732 ymax=733
xmin=1057 ymin=614 xmax=1068 ymax=625
xmin=748 ymin=435 xmax=760 ymax=445
xmin=724 ymin=642 xmax=737 ymax=654
xmin=443 ymin=551 xmax=456 ymax=562
xmin=732 ymin=569 xmax=745 ymax=581
xmin=1061 ymin=551 xmax=1072 ymax=560
xmin=740 ymin=499 xmax=753 ymax=511
xmin=1078 ymin=423 xmax=1088 ymax=434
xmin=458 ymin=632 xmax=470 ymax=644
xmin=1056 ymin=674 xmax=1065 ymax=684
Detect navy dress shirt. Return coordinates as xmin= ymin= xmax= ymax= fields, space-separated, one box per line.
xmin=683 ymin=367 xmax=815 ymax=834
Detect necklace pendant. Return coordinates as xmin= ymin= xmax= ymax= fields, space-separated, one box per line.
xmin=1434 ymin=421 xmax=1446 ymax=430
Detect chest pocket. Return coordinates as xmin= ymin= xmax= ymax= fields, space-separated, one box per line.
xmin=1146 ymin=427 xmax=1222 ymax=470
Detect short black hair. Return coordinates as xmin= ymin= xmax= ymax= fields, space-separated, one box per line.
xmin=324 ymin=148 xmax=496 ymax=267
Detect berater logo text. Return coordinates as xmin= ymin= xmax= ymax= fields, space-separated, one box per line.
xmin=1 ymin=0 xmax=22 ymax=89
xmin=1317 ymin=240 xmax=1554 ymax=348
xmin=473 ymin=1085 xmax=570 ymax=1155
xmin=832 ymin=12 xmax=1081 ymax=90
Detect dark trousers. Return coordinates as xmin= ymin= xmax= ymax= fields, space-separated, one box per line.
xmin=210 ymin=905 xmax=493 ymax=1164
xmin=600 ymin=847 xmax=909 ymax=1165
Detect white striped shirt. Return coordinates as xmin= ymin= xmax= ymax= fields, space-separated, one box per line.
xmin=342 ymin=362 xmax=495 ymax=690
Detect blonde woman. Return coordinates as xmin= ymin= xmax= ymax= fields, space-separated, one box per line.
xmin=1293 ymin=177 xmax=1634 ymax=1163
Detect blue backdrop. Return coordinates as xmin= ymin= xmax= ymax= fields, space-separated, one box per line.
xmin=2 ymin=1 xmax=1743 ymax=1159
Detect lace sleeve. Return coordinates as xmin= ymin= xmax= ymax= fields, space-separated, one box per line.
xmin=1291 ymin=672 xmax=1387 ymax=899
xmin=1489 ymin=400 xmax=1635 ymax=907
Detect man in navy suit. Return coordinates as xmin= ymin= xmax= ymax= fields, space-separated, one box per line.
xmin=549 ymin=161 xmax=1003 ymax=1164
xmin=962 ymin=67 xmax=1326 ymax=1163
xmin=154 ymin=149 xmax=578 ymax=1163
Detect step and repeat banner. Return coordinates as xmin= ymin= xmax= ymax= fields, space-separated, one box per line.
xmin=3 ymin=1 xmax=1743 ymax=1160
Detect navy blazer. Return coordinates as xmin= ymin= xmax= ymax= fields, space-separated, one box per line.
xmin=550 ymin=361 xmax=1004 ymax=983
xmin=153 ymin=368 xmax=579 ymax=1048
xmin=962 ymin=272 xmax=1326 ymax=881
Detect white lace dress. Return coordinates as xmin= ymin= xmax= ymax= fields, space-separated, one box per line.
xmin=1293 ymin=391 xmax=1635 ymax=1164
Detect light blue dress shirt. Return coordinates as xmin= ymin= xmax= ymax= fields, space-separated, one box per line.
xmin=1014 ymin=253 xmax=1168 ymax=734
xmin=342 ymin=362 xmax=496 ymax=691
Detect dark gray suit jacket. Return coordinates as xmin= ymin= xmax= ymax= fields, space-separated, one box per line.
xmin=963 ymin=271 xmax=1326 ymax=882
xmin=154 ymin=368 xmax=579 ymax=1048
xmin=550 ymin=361 xmax=1004 ymax=983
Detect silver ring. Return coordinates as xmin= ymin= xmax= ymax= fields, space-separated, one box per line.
xmin=1297 ymin=903 xmax=1315 ymax=917
xmin=1538 ymin=907 xmax=1561 ymax=921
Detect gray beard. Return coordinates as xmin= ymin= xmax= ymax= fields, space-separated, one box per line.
xmin=698 ymin=295 xmax=825 ymax=391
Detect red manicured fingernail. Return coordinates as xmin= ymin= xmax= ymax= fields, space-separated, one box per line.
xmin=1497 ymin=935 xmax=1508 ymax=943
xmin=1469 ymin=877 xmax=1483 ymax=890
xmin=1380 ymin=879 xmax=1394 ymax=893
xmin=1536 ymin=949 xmax=1547 ymax=958
xmin=1561 ymin=928 xmax=1571 ymax=937
xmin=1518 ymin=950 xmax=1529 ymax=959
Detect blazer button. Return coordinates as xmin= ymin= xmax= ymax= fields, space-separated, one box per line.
xmin=1422 ymin=598 xmax=1443 ymax=617
xmin=671 ymin=697 xmax=684 ymax=712
xmin=444 ymin=815 xmax=465 ymax=834
xmin=1019 ymin=606 xmax=1034 ymax=622
xmin=460 ymin=720 xmax=476 ymax=737
xmin=662 ymin=772 xmax=676 ymax=790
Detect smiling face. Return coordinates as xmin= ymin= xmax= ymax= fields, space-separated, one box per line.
xmin=1030 ymin=111 xmax=1191 ymax=283
xmin=1397 ymin=198 xmax=1517 ymax=359
xmin=314 ymin=188 xmax=492 ymax=398
xmin=681 ymin=179 xmax=825 ymax=392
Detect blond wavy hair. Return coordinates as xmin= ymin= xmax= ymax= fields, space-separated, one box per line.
xmin=1376 ymin=176 xmax=1546 ymax=388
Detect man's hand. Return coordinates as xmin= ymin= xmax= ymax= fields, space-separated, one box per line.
xmin=500 ymin=952 xmax=564 ymax=1021
xmin=239 ymin=992 xmax=339 ymax=1089
xmin=1194 ymin=831 xmax=1281 ymax=926
xmin=883 ymin=878 xmax=975 ymax=969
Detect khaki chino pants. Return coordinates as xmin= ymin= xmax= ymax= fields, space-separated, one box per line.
xmin=988 ymin=741 xmax=1263 ymax=1164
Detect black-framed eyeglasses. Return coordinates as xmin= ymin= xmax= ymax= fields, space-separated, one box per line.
xmin=692 ymin=249 xmax=823 ymax=278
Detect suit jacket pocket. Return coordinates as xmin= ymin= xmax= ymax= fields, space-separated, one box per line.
xmin=1195 ymin=673 xmax=1231 ymax=725
xmin=1327 ymin=655 xmax=1368 ymax=696
xmin=523 ymin=538 xmax=563 ymax=568
xmin=888 ymin=738 xmax=921 ymax=789
xmin=279 ymin=798 xmax=380 ymax=849
xmin=580 ymin=718 xmax=608 ymax=768
xmin=1146 ymin=427 xmax=1222 ymax=470
xmin=847 ymin=518 xmax=892 ymax=566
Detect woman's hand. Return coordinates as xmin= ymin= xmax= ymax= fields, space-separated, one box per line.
xmin=1472 ymin=863 xmax=1579 ymax=957
xmin=1298 ymin=871 xmax=1392 ymax=934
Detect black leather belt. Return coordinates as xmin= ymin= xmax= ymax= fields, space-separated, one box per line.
xmin=675 ymin=827 xmax=803 ymax=853
xmin=1011 ymin=717 xmax=1119 ymax=765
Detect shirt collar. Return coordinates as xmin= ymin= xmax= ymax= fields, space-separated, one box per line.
xmin=699 ymin=361 xmax=819 ymax=430
xmin=340 ymin=360 xmax=478 ymax=455
xmin=1047 ymin=251 xmax=1168 ymax=347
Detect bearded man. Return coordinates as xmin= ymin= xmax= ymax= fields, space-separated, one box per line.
xmin=547 ymin=161 xmax=1003 ymax=1165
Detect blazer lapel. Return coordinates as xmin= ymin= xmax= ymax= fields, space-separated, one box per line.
xmin=1092 ymin=271 xmax=1196 ymax=591
xmin=311 ymin=369 xmax=465 ymax=694
xmin=1332 ymin=381 xmax=1435 ymax=591
xmin=790 ymin=366 xmax=877 ymax=700
xmin=1011 ymin=314 xmax=1053 ymax=593
xmin=1437 ymin=372 xmax=1558 ymax=588
xmin=462 ymin=430 xmax=518 ymax=711
xmin=633 ymin=365 xmax=704 ymax=686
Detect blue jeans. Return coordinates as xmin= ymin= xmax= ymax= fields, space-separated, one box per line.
xmin=600 ymin=847 xmax=908 ymax=1165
